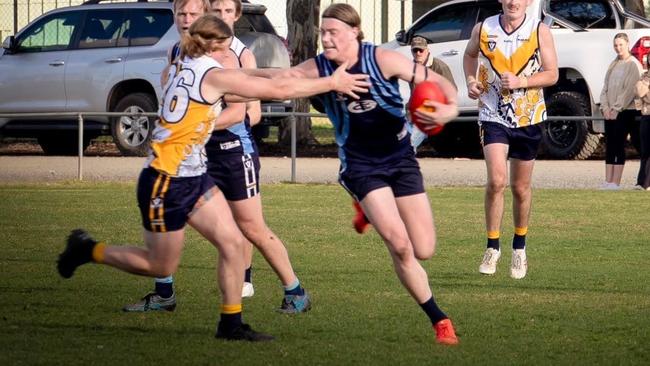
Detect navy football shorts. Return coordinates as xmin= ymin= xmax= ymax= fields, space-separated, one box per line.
xmin=339 ymin=165 xmax=425 ymax=202
xmin=480 ymin=121 xmax=543 ymax=161
xmin=207 ymin=153 xmax=260 ymax=201
xmin=137 ymin=168 xmax=216 ymax=232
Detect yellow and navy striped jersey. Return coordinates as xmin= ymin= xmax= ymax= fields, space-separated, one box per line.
xmin=145 ymin=55 xmax=223 ymax=177
xmin=477 ymin=14 xmax=547 ymax=128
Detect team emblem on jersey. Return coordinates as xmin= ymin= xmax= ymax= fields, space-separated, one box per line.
xmin=347 ymin=100 xmax=377 ymax=114
xmin=488 ymin=40 xmax=496 ymax=52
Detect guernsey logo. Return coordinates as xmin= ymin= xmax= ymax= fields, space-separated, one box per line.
xmin=347 ymin=100 xmax=377 ymax=113
xmin=488 ymin=40 xmax=496 ymax=51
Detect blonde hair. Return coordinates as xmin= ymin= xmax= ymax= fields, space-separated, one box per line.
xmin=322 ymin=3 xmax=364 ymax=41
xmin=180 ymin=14 xmax=233 ymax=58
xmin=614 ymin=32 xmax=629 ymax=43
xmin=210 ymin=0 xmax=242 ymax=17
xmin=174 ymin=0 xmax=211 ymax=14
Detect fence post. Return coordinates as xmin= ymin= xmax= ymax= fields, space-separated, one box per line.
xmin=291 ymin=115 xmax=297 ymax=183
xmin=77 ymin=113 xmax=83 ymax=181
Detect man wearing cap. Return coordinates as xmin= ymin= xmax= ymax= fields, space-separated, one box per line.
xmin=409 ymin=35 xmax=457 ymax=149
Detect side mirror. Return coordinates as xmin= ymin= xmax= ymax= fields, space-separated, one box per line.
xmin=2 ymin=36 xmax=16 ymax=52
xmin=395 ymin=30 xmax=407 ymax=46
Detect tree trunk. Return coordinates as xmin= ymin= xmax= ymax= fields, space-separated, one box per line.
xmin=281 ymin=0 xmax=320 ymax=146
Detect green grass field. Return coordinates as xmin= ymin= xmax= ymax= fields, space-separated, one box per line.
xmin=1 ymin=183 xmax=649 ymax=365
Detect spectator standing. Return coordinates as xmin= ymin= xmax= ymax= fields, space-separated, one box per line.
xmin=634 ymin=56 xmax=650 ymax=190
xmin=599 ymin=33 xmax=643 ymax=190
xmin=409 ymin=35 xmax=457 ymax=149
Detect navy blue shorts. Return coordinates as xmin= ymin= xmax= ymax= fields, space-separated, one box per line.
xmin=480 ymin=121 xmax=543 ymax=161
xmin=137 ymin=168 xmax=216 ymax=232
xmin=339 ymin=165 xmax=425 ymax=202
xmin=207 ymin=153 xmax=260 ymax=201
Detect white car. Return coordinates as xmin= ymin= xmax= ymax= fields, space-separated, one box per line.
xmin=382 ymin=0 xmax=650 ymax=159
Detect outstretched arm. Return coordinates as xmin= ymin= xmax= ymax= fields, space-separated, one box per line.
xmin=213 ymin=61 xmax=369 ymax=102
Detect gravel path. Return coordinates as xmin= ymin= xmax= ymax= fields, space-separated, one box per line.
xmin=0 ymin=156 xmax=642 ymax=189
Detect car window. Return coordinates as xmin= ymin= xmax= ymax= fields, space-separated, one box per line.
xmin=477 ymin=3 xmax=503 ymax=23
xmin=78 ymin=9 xmax=125 ymax=49
xmin=549 ymin=0 xmax=616 ymax=29
xmin=17 ymin=11 xmax=81 ymax=52
xmin=409 ymin=4 xmax=476 ymax=43
xmin=126 ymin=8 xmax=174 ymax=47
xmin=235 ymin=14 xmax=277 ymax=36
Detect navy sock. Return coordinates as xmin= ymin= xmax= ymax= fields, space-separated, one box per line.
xmin=219 ymin=312 xmax=243 ymax=331
xmin=487 ymin=237 xmax=500 ymax=251
xmin=244 ymin=266 xmax=252 ymax=283
xmin=513 ymin=234 xmax=526 ymax=250
xmin=155 ymin=278 xmax=174 ymax=298
xmin=419 ymin=296 xmax=448 ymax=325
xmin=284 ymin=280 xmax=304 ymax=296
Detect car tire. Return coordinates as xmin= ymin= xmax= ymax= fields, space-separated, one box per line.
xmin=111 ymin=93 xmax=157 ymax=157
xmin=38 ymin=133 xmax=91 ymax=156
xmin=542 ymin=91 xmax=601 ymax=160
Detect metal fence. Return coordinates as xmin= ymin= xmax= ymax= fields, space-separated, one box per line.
xmin=0 ymin=110 xmax=609 ymax=182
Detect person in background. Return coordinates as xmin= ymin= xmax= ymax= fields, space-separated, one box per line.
xmin=634 ymin=55 xmax=650 ymax=190
xmin=599 ymin=32 xmax=643 ymax=190
xmin=464 ymin=0 xmax=558 ymax=279
xmin=408 ymin=35 xmax=457 ymax=150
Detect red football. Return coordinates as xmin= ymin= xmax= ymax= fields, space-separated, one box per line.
xmin=408 ymin=80 xmax=446 ymax=136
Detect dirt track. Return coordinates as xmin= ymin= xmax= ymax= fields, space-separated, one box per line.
xmin=0 ymin=155 xmax=642 ymax=189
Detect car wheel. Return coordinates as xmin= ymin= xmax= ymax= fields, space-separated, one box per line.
xmin=111 ymin=93 xmax=156 ymax=156
xmin=38 ymin=133 xmax=91 ymax=156
xmin=542 ymin=91 xmax=601 ymax=160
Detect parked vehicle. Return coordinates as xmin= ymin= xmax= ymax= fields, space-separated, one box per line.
xmin=382 ymin=0 xmax=650 ymax=159
xmin=0 ymin=0 xmax=291 ymax=156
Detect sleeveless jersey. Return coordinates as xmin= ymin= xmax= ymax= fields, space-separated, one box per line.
xmin=206 ymin=36 xmax=256 ymax=156
xmin=145 ymin=55 xmax=223 ymax=177
xmin=477 ymin=14 xmax=547 ymax=128
xmin=313 ymin=42 xmax=412 ymax=174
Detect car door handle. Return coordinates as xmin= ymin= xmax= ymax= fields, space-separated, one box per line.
xmin=49 ymin=60 xmax=65 ymax=66
xmin=105 ymin=57 xmax=123 ymax=63
xmin=441 ymin=50 xmax=459 ymax=56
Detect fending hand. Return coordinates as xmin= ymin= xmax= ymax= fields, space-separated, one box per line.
xmin=331 ymin=61 xmax=371 ymax=100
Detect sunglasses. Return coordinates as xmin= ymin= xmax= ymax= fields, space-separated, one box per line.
xmin=411 ymin=48 xmax=426 ymax=54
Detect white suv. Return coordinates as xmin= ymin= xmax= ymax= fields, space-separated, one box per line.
xmin=0 ymin=0 xmax=290 ymax=156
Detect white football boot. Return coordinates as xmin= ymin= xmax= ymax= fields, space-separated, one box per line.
xmin=479 ymin=248 xmax=501 ymax=275
xmin=510 ymin=249 xmax=528 ymax=279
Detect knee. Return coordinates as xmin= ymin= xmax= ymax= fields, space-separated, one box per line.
xmin=239 ymin=221 xmax=267 ymax=245
xmin=388 ymin=237 xmax=415 ymax=262
xmin=487 ymin=178 xmax=507 ymax=195
xmin=511 ymin=183 xmax=530 ymax=201
xmin=413 ymin=237 xmax=436 ymax=260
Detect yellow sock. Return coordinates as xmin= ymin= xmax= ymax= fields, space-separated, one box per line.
xmin=487 ymin=230 xmax=500 ymax=239
xmin=92 ymin=242 xmax=106 ymax=263
xmin=515 ymin=227 xmax=528 ymax=236
xmin=221 ymin=303 xmax=242 ymax=314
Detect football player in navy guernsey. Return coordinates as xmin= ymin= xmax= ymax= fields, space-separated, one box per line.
xmin=240 ymin=3 xmax=460 ymax=345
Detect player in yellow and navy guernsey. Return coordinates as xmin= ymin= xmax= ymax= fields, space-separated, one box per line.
xmin=56 ymin=13 xmax=369 ymax=342
xmin=464 ymin=0 xmax=558 ymax=279
xmin=123 ymin=0 xmax=311 ymax=316
xmin=239 ymin=3 xmax=460 ymax=345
